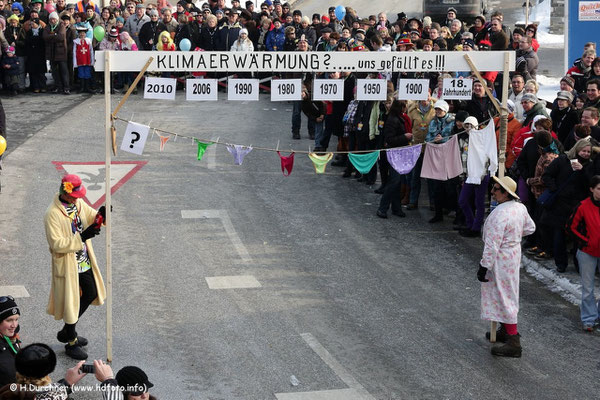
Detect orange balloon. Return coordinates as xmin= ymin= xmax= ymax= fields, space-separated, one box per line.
xmin=0 ymin=136 xmax=6 ymax=156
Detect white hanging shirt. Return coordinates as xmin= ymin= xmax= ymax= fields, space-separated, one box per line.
xmin=466 ymin=122 xmax=498 ymax=184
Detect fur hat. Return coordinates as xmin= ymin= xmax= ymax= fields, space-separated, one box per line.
xmin=557 ymin=90 xmax=574 ymax=103
xmin=15 ymin=344 xmax=57 ymax=379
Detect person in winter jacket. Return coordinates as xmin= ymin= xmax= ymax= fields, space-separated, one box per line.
xmin=138 ymin=9 xmax=166 ymax=50
xmin=44 ymin=174 xmax=107 ymax=361
xmin=515 ymin=36 xmax=538 ymax=80
xmin=524 ymin=130 xmax=560 ymax=259
xmin=198 ymin=14 xmax=218 ymax=50
xmin=542 ymin=140 xmax=594 ymax=273
xmin=427 ymin=100 xmax=457 ymax=223
xmin=265 ymin=18 xmax=284 ymax=51
xmin=297 ymin=16 xmax=316 ymax=48
xmin=377 ymin=100 xmax=413 ymax=218
xmin=521 ymin=93 xmax=549 ymax=127
xmin=72 ymin=25 xmax=94 ymax=93
xmin=0 ymin=343 xmax=87 ymax=399
xmin=568 ymin=175 xmax=600 ymax=331
xmin=215 ymin=8 xmax=242 ymax=51
xmin=230 ymin=28 xmax=254 ymax=51
xmin=459 ymin=80 xmax=499 ymax=124
xmin=300 ymin=84 xmax=325 ymax=150
xmin=406 ymin=96 xmax=436 ymax=209
xmin=43 ymin=11 xmax=70 ymax=93
xmin=0 ymin=297 xmax=20 ymax=387
xmin=551 ymin=90 xmax=580 ymax=145
xmin=1 ymin=47 xmax=20 ymax=95
xmin=567 ymin=49 xmax=595 ymax=93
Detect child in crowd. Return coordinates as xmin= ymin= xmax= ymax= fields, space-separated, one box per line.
xmin=72 ymin=26 xmax=95 ymax=93
xmin=1 ymin=47 xmax=20 ymax=95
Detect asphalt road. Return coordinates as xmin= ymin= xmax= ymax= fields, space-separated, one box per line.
xmin=0 ymin=90 xmax=598 ymax=399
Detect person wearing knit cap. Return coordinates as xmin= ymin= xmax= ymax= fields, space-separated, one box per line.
xmin=44 ymin=9 xmax=71 ymax=94
xmin=0 ymin=296 xmax=21 ymax=387
xmin=0 ymin=343 xmax=87 ymax=397
xmin=44 ymin=174 xmax=107 ymax=361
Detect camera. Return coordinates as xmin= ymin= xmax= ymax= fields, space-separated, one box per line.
xmin=80 ymin=364 xmax=95 ymax=374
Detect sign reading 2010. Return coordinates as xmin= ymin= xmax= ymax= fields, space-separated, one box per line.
xmin=144 ymin=77 xmax=177 ymax=100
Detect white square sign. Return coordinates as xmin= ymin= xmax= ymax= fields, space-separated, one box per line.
xmin=397 ymin=78 xmax=430 ymax=100
xmin=271 ymin=79 xmax=302 ymax=101
xmin=313 ymin=79 xmax=344 ymax=101
xmin=442 ymin=78 xmax=473 ymax=100
xmin=185 ymin=78 xmax=218 ymax=101
xmin=228 ymin=79 xmax=259 ymax=101
xmin=144 ymin=77 xmax=177 ymax=100
xmin=120 ymin=122 xmax=150 ymax=155
xmin=356 ymin=79 xmax=387 ymax=101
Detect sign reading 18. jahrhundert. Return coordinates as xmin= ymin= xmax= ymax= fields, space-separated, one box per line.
xmin=95 ymin=51 xmax=515 ymax=73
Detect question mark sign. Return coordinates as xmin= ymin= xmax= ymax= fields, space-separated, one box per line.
xmin=129 ymin=131 xmax=140 ymax=148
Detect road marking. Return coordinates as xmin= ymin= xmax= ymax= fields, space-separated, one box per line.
xmin=181 ymin=209 xmax=252 ymax=263
xmin=52 ymin=161 xmax=146 ymax=208
xmin=0 ymin=286 xmax=30 ymax=298
xmin=205 ymin=275 xmax=261 ymax=289
xmin=275 ymin=388 xmax=365 ymax=400
xmin=298 ymin=333 xmax=375 ymax=400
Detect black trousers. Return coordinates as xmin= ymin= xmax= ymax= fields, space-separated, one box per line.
xmin=63 ymin=269 xmax=97 ymax=340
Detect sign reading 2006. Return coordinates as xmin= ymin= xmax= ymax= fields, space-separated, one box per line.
xmin=95 ymin=51 xmax=515 ymax=73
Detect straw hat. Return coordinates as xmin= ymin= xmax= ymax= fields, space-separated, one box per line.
xmin=492 ymin=176 xmax=519 ymax=200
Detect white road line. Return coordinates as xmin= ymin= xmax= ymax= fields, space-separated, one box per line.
xmin=205 ymin=275 xmax=261 ymax=289
xmin=298 ymin=333 xmax=375 ymax=400
xmin=181 ymin=209 xmax=252 ymax=263
xmin=0 ymin=286 xmax=30 ymax=298
xmin=275 ymin=388 xmax=365 ymax=400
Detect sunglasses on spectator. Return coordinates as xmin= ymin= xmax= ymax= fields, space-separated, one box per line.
xmin=491 ymin=185 xmax=502 ymax=192
xmin=0 ymin=296 xmax=15 ymax=303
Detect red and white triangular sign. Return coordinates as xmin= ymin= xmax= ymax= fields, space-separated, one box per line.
xmin=52 ymin=161 xmax=147 ymax=208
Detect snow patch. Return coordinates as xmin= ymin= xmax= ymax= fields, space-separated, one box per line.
xmin=518 ymin=0 xmax=565 ymax=46
xmin=522 ymin=256 xmax=581 ymax=305
xmin=535 ymin=74 xmax=561 ymax=103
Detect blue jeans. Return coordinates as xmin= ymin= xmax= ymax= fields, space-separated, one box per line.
xmin=292 ymin=101 xmax=315 ymax=135
xmin=576 ymin=250 xmax=600 ymax=325
xmin=312 ymin=120 xmax=324 ymax=148
xmin=458 ymin=175 xmax=490 ymax=231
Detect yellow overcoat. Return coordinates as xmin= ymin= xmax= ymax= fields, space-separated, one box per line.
xmin=44 ymin=195 xmax=106 ymax=324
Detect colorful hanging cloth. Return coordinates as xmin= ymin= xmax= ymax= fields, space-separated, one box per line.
xmin=158 ymin=135 xmax=170 ymax=152
xmin=308 ymin=152 xmax=334 ymax=174
xmin=420 ymin=135 xmax=462 ymax=180
xmin=226 ymin=144 xmax=253 ymax=165
xmin=348 ymin=151 xmax=379 ymax=174
xmin=277 ymin=151 xmax=295 ymax=176
xmin=196 ymin=140 xmax=213 ymax=161
xmin=386 ymin=144 xmax=422 ymax=175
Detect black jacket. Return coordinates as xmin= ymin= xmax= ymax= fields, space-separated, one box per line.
xmin=138 ymin=20 xmax=167 ymax=50
xmin=551 ymin=106 xmax=580 ymax=145
xmin=0 ymin=339 xmax=18 ymax=387
xmin=383 ymin=113 xmax=409 ymax=148
xmin=198 ymin=26 xmax=218 ymax=50
xmin=541 ymin=154 xmax=592 ymax=227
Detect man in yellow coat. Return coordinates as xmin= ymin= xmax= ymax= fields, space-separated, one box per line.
xmin=44 ymin=174 xmax=106 ymax=360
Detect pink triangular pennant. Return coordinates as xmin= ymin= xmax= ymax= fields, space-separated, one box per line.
xmin=159 ymin=135 xmax=170 ymax=151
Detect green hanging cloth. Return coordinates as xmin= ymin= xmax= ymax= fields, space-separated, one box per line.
xmin=348 ymin=151 xmax=379 ymax=174
xmin=196 ymin=140 xmax=213 ymax=161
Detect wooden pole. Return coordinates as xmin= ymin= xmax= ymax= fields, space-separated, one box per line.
xmin=498 ymin=52 xmax=511 ymax=179
xmin=104 ymin=51 xmax=113 ymax=363
xmin=463 ymin=54 xmax=502 ymax=115
xmin=526 ymin=0 xmax=530 ymax=27
xmin=112 ymin=57 xmax=154 ymax=119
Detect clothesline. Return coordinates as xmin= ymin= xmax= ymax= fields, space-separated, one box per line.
xmin=112 ymin=116 xmax=495 ymax=155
